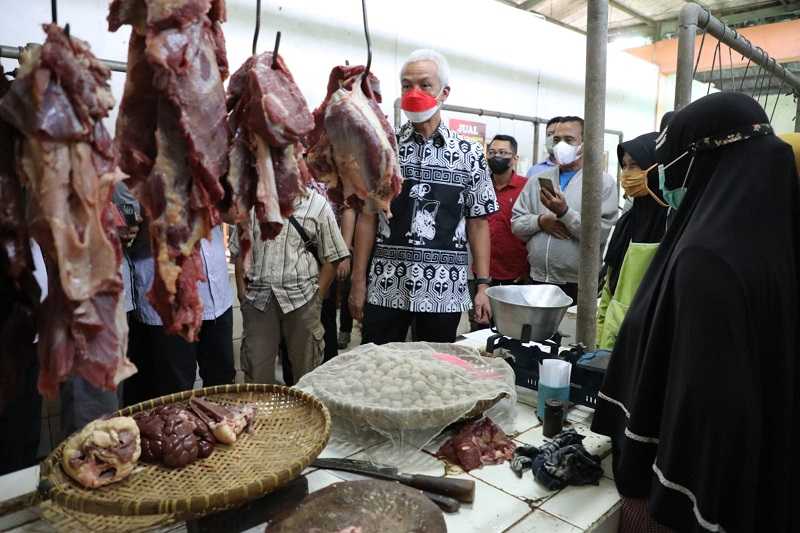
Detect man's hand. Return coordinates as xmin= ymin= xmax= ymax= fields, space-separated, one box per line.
xmin=118 ymin=224 xmax=139 ymax=248
xmin=473 ymin=285 xmax=492 ymax=325
xmin=540 ymin=188 xmax=568 ymax=217
xmin=337 ymin=257 xmax=351 ymax=281
xmin=538 ymin=213 xmax=571 ymax=240
xmin=349 ymin=277 xmax=367 ymax=321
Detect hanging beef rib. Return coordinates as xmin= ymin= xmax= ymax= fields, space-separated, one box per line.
xmin=307 ymin=66 xmax=402 ymax=216
xmin=0 ymin=25 xmax=134 ymax=400
xmin=222 ymin=51 xmax=313 ymax=271
xmin=109 ymin=0 xmax=230 ymax=341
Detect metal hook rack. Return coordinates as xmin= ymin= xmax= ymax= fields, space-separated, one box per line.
xmin=361 ymin=0 xmax=372 ymax=83
xmin=252 ymin=0 xmax=261 ymax=56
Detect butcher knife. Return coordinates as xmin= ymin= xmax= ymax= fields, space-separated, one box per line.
xmin=311 ymin=458 xmax=476 ymax=503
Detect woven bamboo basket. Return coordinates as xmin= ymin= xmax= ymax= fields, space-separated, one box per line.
xmin=39 ymin=384 xmax=330 ymax=522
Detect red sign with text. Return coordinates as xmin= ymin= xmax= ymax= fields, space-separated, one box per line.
xmin=448 ymin=118 xmax=486 ymax=146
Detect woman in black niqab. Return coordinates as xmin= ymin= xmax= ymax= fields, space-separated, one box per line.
xmin=591 ymin=92 xmax=800 ymax=533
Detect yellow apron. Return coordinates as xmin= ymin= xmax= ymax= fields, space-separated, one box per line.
xmin=597 ymin=242 xmax=659 ymax=350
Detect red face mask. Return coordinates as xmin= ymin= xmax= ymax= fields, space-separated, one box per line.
xmin=401 ymin=88 xmax=440 ymax=123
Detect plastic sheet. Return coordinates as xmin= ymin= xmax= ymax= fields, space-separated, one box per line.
xmin=296 ymin=342 xmax=517 ymax=467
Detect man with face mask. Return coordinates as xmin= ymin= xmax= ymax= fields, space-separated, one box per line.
xmin=349 ymin=49 xmax=498 ymax=344
xmin=527 ymin=116 xmax=561 ymax=178
xmin=511 ymin=116 xmax=618 ymax=303
xmin=485 ymin=134 xmax=529 ymax=285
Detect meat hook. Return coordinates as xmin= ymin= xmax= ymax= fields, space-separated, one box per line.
xmin=252 ymin=0 xmax=261 ymax=56
xmin=271 ymin=31 xmax=281 ymax=68
xmin=361 ymin=0 xmax=372 ymax=83
xmin=51 ymin=0 xmax=57 ymax=24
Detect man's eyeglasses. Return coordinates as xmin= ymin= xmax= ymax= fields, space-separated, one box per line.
xmin=487 ymin=150 xmax=514 ymax=157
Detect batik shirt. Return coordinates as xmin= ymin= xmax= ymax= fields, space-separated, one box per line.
xmin=367 ymin=122 xmax=498 ymax=313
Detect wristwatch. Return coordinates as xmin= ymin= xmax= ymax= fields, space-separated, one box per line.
xmin=475 ymin=277 xmax=492 ymax=287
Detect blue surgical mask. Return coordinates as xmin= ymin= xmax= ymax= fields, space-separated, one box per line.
xmin=657 ymin=151 xmax=693 ymax=211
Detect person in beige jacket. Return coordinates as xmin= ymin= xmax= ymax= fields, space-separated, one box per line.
xmin=511 ymin=117 xmax=618 ymax=303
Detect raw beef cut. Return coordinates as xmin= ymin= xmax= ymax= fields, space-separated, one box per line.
xmin=436 ymin=417 xmax=516 ymax=471
xmin=109 ymin=0 xmax=230 ymax=341
xmin=222 ymin=51 xmax=313 ymax=269
xmin=0 ymin=26 xmax=134 ymax=400
xmin=0 ymin=67 xmax=40 ymax=411
xmin=307 ymin=66 xmax=401 ymax=216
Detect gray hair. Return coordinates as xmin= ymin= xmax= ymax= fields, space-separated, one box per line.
xmin=400 ymin=49 xmax=450 ymax=88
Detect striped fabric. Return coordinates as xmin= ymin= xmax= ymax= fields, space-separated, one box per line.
xmin=229 ymin=190 xmax=349 ymax=313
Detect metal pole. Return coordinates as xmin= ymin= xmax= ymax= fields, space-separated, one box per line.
xmin=576 ymin=0 xmax=607 ymax=347
xmin=1 ymin=44 xmax=127 ymax=72
xmin=674 ymin=3 xmax=699 ymax=109
xmin=795 ymin=95 xmax=800 ymax=133
xmin=533 ymin=122 xmax=540 ymax=165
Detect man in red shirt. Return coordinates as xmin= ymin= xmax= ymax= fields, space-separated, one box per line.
xmin=486 ymin=134 xmax=530 ymax=283
xmin=469 ymin=134 xmax=529 ymax=330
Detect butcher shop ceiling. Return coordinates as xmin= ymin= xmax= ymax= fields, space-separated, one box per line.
xmin=496 ymin=0 xmax=800 ymax=41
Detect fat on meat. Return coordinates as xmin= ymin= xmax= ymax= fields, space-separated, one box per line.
xmin=110 ymin=0 xmax=230 ymax=341
xmin=0 ymin=67 xmax=40 ymax=411
xmin=222 ymin=51 xmax=313 ymax=269
xmin=0 ymin=26 xmax=134 ymax=400
xmin=307 ymin=66 xmax=401 ymax=216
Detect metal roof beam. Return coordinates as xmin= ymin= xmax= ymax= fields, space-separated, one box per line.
xmin=609 ymin=0 xmax=656 ymax=26
xmin=519 ymin=0 xmax=548 ymax=9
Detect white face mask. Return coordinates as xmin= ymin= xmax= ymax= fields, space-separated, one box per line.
xmin=544 ymin=134 xmax=555 ymax=156
xmin=553 ymin=141 xmax=582 ymax=166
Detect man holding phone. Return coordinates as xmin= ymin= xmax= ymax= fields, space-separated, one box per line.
xmin=511 ymin=116 xmax=618 ymax=303
xmin=527 ymin=116 xmax=561 ymax=178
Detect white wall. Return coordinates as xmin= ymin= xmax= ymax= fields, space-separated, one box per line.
xmin=0 ymin=0 xmax=660 ymax=174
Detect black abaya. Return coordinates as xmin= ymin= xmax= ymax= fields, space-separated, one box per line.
xmin=591 ymin=92 xmax=800 ymax=533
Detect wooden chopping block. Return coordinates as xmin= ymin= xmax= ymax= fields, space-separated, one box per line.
xmin=266 ymin=479 xmax=447 ymax=533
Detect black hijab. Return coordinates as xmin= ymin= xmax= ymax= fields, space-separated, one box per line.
xmin=591 ymin=92 xmax=800 ymax=533
xmin=603 ymin=132 xmax=668 ymax=294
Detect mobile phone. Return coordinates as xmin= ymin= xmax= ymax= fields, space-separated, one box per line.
xmin=538 ymin=177 xmax=557 ymax=195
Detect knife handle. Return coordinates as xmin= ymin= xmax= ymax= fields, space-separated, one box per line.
xmin=405 ymin=475 xmax=476 ymax=503
xmin=421 ymin=490 xmax=461 ymax=513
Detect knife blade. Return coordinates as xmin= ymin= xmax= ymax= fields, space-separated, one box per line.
xmin=311 ymin=458 xmax=476 ymax=503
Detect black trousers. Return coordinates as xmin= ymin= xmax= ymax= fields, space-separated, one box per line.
xmin=321 ymin=279 xmax=339 ymax=361
xmin=124 ymin=307 xmax=235 ymax=406
xmin=361 ymin=304 xmax=462 ymax=345
xmin=0 ymin=341 xmax=41 ymax=475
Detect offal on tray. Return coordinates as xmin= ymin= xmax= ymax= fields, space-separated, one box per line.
xmin=133 ymin=397 xmax=256 ymax=468
xmin=62 ymin=417 xmax=142 ymax=489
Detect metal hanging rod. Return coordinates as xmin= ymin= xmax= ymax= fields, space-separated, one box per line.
xmin=675 ymin=2 xmax=800 ymax=109
xmin=0 ymin=44 xmax=127 ymax=72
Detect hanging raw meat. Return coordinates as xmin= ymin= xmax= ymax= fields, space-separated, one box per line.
xmin=0 ymin=67 xmax=41 ymax=411
xmin=0 ymin=25 xmax=134 ymax=399
xmin=109 ymin=0 xmax=230 ymax=341
xmin=306 ymin=65 xmax=402 ymax=216
xmin=221 ymin=51 xmax=313 ymax=270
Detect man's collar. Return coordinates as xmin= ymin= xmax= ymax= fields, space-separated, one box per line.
xmin=399 ymin=120 xmax=448 ymax=145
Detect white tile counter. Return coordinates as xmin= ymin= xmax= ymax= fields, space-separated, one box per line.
xmin=0 ymin=330 xmax=620 ymax=532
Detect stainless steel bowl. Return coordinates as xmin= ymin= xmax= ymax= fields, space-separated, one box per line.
xmin=486 ymin=285 xmax=573 ymax=342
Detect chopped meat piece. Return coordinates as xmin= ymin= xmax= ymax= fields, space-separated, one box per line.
xmin=436 ymin=418 xmax=516 ymax=471
xmin=110 ymin=0 xmax=229 ymax=341
xmin=221 ymin=51 xmax=313 ymax=266
xmin=62 ymin=416 xmax=141 ymax=489
xmin=0 ymin=26 xmax=134 ymax=400
xmin=306 ymin=66 xmax=401 ymax=215
xmin=0 ymin=67 xmax=40 ymax=412
xmin=189 ymin=397 xmax=256 ymax=445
